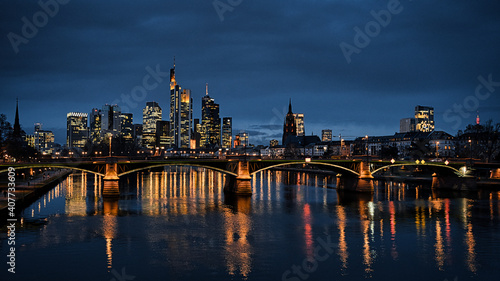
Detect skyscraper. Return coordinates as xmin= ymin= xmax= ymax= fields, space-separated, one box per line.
xmin=156 ymin=120 xmax=171 ymax=148
xmin=101 ymin=104 xmax=122 ymax=137
xmin=120 ymin=113 xmax=133 ymax=142
xmin=222 ymin=117 xmax=232 ymax=149
xmin=201 ymin=84 xmax=221 ymax=148
xmin=89 ymin=108 xmax=102 ymax=144
xmin=282 ymin=99 xmax=297 ymax=145
xmin=169 ymin=61 xmax=192 ymax=148
xmin=192 ymin=118 xmax=201 ymax=149
xmin=415 ymin=105 xmax=434 ymax=132
xmin=142 ymin=102 xmax=162 ymax=148
xmin=322 ymin=129 xmax=332 ymax=142
xmin=66 ymin=112 xmax=88 ymax=148
xmin=294 ymin=113 xmax=305 ymax=136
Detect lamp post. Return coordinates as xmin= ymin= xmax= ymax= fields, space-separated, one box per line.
xmin=468 ymin=139 xmax=472 ymax=168
xmin=436 ymin=141 xmax=439 ymax=158
xmin=365 ymin=135 xmax=369 ymax=163
xmin=109 ymin=135 xmax=112 ymax=157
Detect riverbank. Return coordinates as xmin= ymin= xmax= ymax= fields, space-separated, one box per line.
xmin=0 ymin=169 xmax=72 ymax=222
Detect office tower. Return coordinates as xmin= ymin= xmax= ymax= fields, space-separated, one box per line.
xmin=270 ymin=139 xmax=279 ymax=147
xmin=238 ymin=131 xmax=249 ymax=147
xmin=201 ymin=84 xmax=221 ymax=148
xmin=67 ymin=112 xmax=88 ymax=148
xmin=282 ymin=99 xmax=297 ymax=145
xmin=169 ymin=61 xmax=192 ymax=148
xmin=101 ymin=104 xmax=121 ymax=137
xmin=142 ymin=102 xmax=162 ymax=148
xmin=34 ymin=129 xmax=55 ymax=154
xmin=322 ymin=129 xmax=333 ymax=142
xmin=156 ymin=120 xmax=171 ymax=148
xmin=89 ymin=108 xmax=102 ymax=144
xmin=120 ymin=113 xmax=133 ymax=142
xmin=222 ymin=117 xmax=232 ymax=149
xmin=415 ymin=105 xmax=434 ymax=132
xmin=294 ymin=113 xmax=305 ymax=136
xmin=400 ymin=118 xmax=416 ymax=133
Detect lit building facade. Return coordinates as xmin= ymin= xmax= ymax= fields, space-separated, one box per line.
xmin=238 ymin=131 xmax=249 ymax=147
xmin=294 ymin=113 xmax=305 ymax=136
xmin=201 ymin=85 xmax=221 ymax=148
xmin=222 ymin=117 xmax=232 ymax=149
xmin=169 ymin=62 xmax=192 ymax=148
xmin=156 ymin=120 xmax=171 ymax=148
xmin=120 ymin=113 xmax=133 ymax=142
xmin=142 ymin=102 xmax=162 ymax=148
xmin=322 ymin=129 xmax=332 ymax=142
xmin=35 ymin=130 xmax=55 ymax=154
xmin=415 ymin=105 xmax=434 ymax=132
xmin=67 ymin=112 xmax=88 ymax=149
xmin=89 ymin=108 xmax=102 ymax=144
xmin=270 ymin=139 xmax=279 ymax=147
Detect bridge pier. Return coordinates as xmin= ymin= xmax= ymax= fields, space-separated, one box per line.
xmin=224 ymin=161 xmax=252 ymax=195
xmin=432 ymin=173 xmax=477 ymax=191
xmin=335 ymin=161 xmax=374 ymax=192
xmin=103 ymin=160 xmax=120 ymax=198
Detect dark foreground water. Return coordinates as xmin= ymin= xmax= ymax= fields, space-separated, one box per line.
xmin=2 ymin=167 xmax=500 ymax=281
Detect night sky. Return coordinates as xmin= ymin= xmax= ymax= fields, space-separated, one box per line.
xmin=1 ymin=0 xmax=499 ymax=145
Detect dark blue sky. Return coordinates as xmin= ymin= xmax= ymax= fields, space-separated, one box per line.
xmin=1 ymin=0 xmax=499 ymax=145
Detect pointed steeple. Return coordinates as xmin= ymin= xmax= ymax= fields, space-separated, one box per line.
xmin=13 ymin=98 xmax=21 ymax=138
xmin=288 ymin=98 xmax=293 ymax=114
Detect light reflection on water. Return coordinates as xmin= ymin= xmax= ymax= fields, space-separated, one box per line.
xmin=1 ymin=167 xmax=500 ymax=281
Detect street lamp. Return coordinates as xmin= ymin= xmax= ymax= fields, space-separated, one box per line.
xmin=436 ymin=141 xmax=439 ymax=158
xmin=468 ymin=139 xmax=472 ymax=168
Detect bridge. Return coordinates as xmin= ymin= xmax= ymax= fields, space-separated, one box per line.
xmin=2 ymin=157 xmax=491 ymax=197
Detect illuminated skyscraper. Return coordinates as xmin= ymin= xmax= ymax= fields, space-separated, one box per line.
xmin=120 ymin=113 xmax=133 ymax=142
xmin=66 ymin=112 xmax=88 ymax=148
xmin=192 ymin=118 xmax=201 ymax=149
xmin=282 ymin=100 xmax=297 ymax=145
xmin=169 ymin=61 xmax=192 ymax=148
xmin=156 ymin=120 xmax=171 ymax=148
xmin=201 ymin=84 xmax=221 ymax=148
xmin=89 ymin=108 xmax=102 ymax=144
xmin=415 ymin=105 xmax=434 ymax=132
xmin=142 ymin=102 xmax=162 ymax=148
xmin=222 ymin=117 xmax=232 ymax=149
xmin=322 ymin=129 xmax=332 ymax=142
xmin=294 ymin=113 xmax=305 ymax=136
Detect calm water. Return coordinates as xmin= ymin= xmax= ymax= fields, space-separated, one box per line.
xmin=2 ymin=167 xmax=500 ymax=281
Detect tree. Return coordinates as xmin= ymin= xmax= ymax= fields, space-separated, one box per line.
xmin=457 ymin=119 xmax=500 ymax=162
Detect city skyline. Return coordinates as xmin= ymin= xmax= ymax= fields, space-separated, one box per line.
xmin=1 ymin=1 xmax=499 ymax=145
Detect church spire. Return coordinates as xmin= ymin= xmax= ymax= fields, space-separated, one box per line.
xmin=13 ymin=98 xmax=21 ymax=138
xmin=288 ymin=98 xmax=293 ymax=114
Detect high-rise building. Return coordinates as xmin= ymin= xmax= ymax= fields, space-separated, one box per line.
xmin=89 ymin=108 xmax=102 ymax=144
xmin=101 ymin=104 xmax=121 ymax=137
xmin=156 ymin=120 xmax=171 ymax=148
xmin=34 ymin=129 xmax=55 ymax=154
xmin=201 ymin=84 xmax=221 ymax=148
xmin=169 ymin=62 xmax=192 ymax=148
xmin=222 ymin=117 xmax=232 ymax=149
xmin=120 ymin=113 xmax=133 ymax=142
xmin=322 ymin=129 xmax=333 ymax=142
xmin=142 ymin=102 xmax=162 ymax=148
xmin=415 ymin=105 xmax=434 ymax=132
xmin=294 ymin=113 xmax=305 ymax=136
xmin=133 ymin=124 xmax=143 ymax=144
xmin=282 ymin=100 xmax=297 ymax=145
xmin=400 ymin=118 xmax=416 ymax=133
xmin=67 ymin=112 xmax=88 ymax=148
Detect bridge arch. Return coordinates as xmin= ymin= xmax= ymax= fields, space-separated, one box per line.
xmin=118 ymin=163 xmax=238 ymax=177
xmin=0 ymin=165 xmax=105 ymax=177
xmin=250 ymin=161 xmax=360 ymax=176
xmin=371 ymin=163 xmax=464 ymax=176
